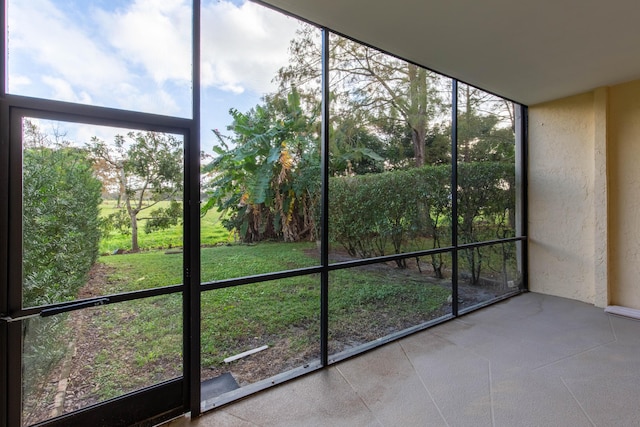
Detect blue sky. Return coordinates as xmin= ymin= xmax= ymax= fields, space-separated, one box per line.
xmin=6 ymin=0 xmax=303 ymax=150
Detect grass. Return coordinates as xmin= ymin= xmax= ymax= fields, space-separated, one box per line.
xmin=28 ymin=203 xmax=513 ymax=411
xmin=98 ymin=200 xmax=233 ymax=254
xmin=68 ymin=242 xmax=450 ymax=401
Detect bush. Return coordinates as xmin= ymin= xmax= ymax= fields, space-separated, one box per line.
xmin=22 ymin=146 xmax=102 ymax=305
xmin=21 ymin=146 xmax=103 ymax=409
xmin=457 ymin=161 xmax=515 ymax=284
xmin=330 ymin=166 xmax=450 ymax=263
xmin=329 ymin=162 xmax=514 ymax=275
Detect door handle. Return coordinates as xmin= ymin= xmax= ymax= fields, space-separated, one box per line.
xmin=40 ymin=297 xmax=110 ymax=317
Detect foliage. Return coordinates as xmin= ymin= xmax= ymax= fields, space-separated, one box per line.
xmin=330 ymin=166 xmax=449 ymax=267
xmin=457 ymin=88 xmax=515 ymax=164
xmin=204 ymin=88 xmax=321 ymax=243
xmin=277 ymin=27 xmax=448 ymax=167
xmin=21 ymin=139 xmax=102 ymax=408
xmin=329 ymin=112 xmax=386 ymax=175
xmin=457 ymin=161 xmax=515 ymax=284
xmin=99 ymin=201 xmax=231 ymax=253
xmin=329 ymin=162 xmax=514 ymax=278
xmin=23 ymin=146 xmax=102 ymax=305
xmin=411 ymin=165 xmax=452 ymax=277
xmin=87 ymin=131 xmax=183 ymax=252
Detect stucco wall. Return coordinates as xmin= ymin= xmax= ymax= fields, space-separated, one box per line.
xmin=608 ymin=80 xmax=640 ymax=309
xmin=529 ymin=79 xmax=640 ymax=309
xmin=528 ymin=93 xmax=598 ymax=303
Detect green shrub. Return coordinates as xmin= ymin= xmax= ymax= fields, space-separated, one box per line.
xmin=22 ymin=147 xmax=102 ymax=306
xmin=21 ymin=146 xmax=103 ymax=408
xmin=457 ymin=161 xmax=515 ymax=284
xmin=329 ymin=162 xmax=514 ymax=277
xmin=329 ymin=166 xmax=450 ymax=264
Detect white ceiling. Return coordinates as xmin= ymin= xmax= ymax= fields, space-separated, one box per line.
xmin=259 ymin=0 xmax=640 ymax=106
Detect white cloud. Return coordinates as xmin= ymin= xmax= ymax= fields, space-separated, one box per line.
xmin=7 ymin=0 xmax=302 ymax=119
xmin=42 ymin=76 xmax=93 ymax=104
xmin=8 ymin=0 xmax=189 ymax=115
xmin=8 ymin=0 xmax=130 ymax=93
xmin=95 ymin=0 xmax=192 ymax=84
xmin=8 ymin=75 xmax=31 ymax=88
xmin=201 ymin=1 xmax=301 ymax=95
xmin=116 ymin=84 xmax=182 ymax=116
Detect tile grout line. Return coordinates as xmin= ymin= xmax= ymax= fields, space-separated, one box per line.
xmin=335 ymin=366 xmax=385 ymax=427
xmin=399 ymin=342 xmax=451 ymax=427
xmin=560 ymin=377 xmax=597 ymax=427
xmin=531 ymin=340 xmax=617 ymax=372
xmin=488 ymin=362 xmax=496 ymax=427
xmin=607 ymin=315 xmax=618 ymax=342
xmin=226 ymin=411 xmax=264 ymax=427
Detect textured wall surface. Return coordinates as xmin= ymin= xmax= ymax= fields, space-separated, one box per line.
xmin=528 ymin=93 xmax=597 ymax=304
xmin=529 ymin=79 xmax=640 ymax=309
xmin=608 ymin=80 xmax=640 ymax=309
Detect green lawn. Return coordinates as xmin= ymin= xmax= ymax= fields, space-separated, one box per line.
xmin=82 ymin=242 xmax=450 ymax=399
xmin=29 ymin=204 xmax=452 ymax=404
xmin=99 ymin=200 xmax=233 ymax=254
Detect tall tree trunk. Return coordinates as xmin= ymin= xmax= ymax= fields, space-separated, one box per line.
xmin=125 ymin=197 xmax=139 ymax=252
xmin=408 ymin=64 xmax=428 ymax=167
xmin=412 ymin=127 xmax=426 ymax=167
xmin=130 ymin=212 xmax=139 ymax=252
xmin=117 ymin=167 xmax=126 ymax=208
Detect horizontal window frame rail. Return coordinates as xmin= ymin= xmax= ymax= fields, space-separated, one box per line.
xmin=201 ymin=360 xmax=324 ymax=412
xmin=458 ymin=289 xmax=526 ymax=316
xmin=200 ymin=236 xmax=526 ymax=292
xmin=7 ymin=284 xmax=183 ymax=320
xmin=200 ymin=266 xmax=323 ymax=292
xmin=5 ymin=236 xmax=528 ymax=352
xmin=6 ymin=94 xmax=193 ymax=133
xmin=457 ymin=236 xmax=526 ymax=251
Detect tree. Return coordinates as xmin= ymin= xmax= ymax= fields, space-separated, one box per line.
xmin=204 ymin=88 xmax=320 ymax=243
xmin=329 ymin=111 xmax=385 ymax=175
xmin=87 ymin=131 xmax=183 ymax=252
xmin=277 ymin=27 xmax=448 ymax=167
xmin=457 ymin=85 xmax=515 ymax=163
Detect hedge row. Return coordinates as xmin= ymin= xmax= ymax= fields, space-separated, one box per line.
xmin=329 ymin=162 xmax=515 ymax=266
xmin=23 ymin=147 xmax=102 ymax=306
xmin=22 ymin=147 xmax=103 ymax=405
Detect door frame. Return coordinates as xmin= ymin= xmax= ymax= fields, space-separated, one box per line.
xmin=2 ymin=101 xmax=199 ymax=427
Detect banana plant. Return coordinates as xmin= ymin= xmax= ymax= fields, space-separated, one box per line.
xmin=204 ymin=87 xmax=321 ymax=242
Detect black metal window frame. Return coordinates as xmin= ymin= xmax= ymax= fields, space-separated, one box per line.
xmin=0 ymin=1 xmax=528 ymax=425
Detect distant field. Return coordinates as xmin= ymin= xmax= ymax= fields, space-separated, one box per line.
xmin=99 ymin=200 xmax=233 ymax=253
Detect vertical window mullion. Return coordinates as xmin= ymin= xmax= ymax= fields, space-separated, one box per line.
xmin=320 ymin=28 xmax=330 ymax=366
xmin=451 ymin=79 xmax=459 ymax=317
xmin=188 ymin=0 xmax=202 ymax=417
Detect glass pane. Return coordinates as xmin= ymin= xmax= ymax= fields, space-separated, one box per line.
xmin=7 ymin=0 xmax=192 ymax=117
xmin=458 ymin=241 xmax=523 ymax=312
xmin=200 ymin=3 xmax=322 ymax=281
xmin=22 ymin=295 xmax=182 ymax=426
xmin=201 ymin=242 xmax=318 ymax=282
xmin=329 ymin=257 xmax=452 ymax=358
xmin=328 ymin=33 xmax=454 ymax=263
xmin=457 ymin=84 xmax=516 ymax=244
xmin=200 ymin=275 xmax=320 ymax=407
xmin=22 ymin=118 xmax=184 ymax=308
